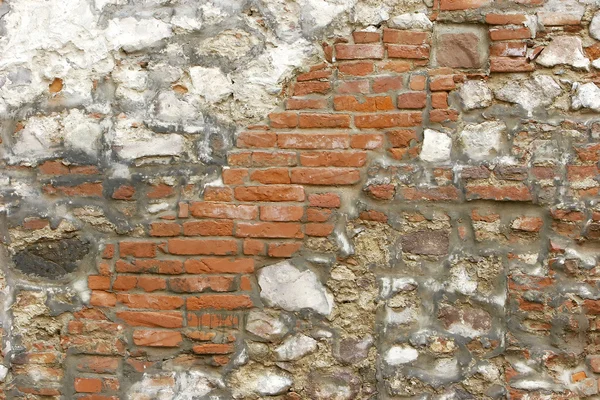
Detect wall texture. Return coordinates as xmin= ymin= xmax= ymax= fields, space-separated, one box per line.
xmin=3 ymin=0 xmax=600 ymax=398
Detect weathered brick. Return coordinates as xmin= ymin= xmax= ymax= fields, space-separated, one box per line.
xmin=234 ymin=185 xmax=305 ymax=202
xmin=298 ymin=113 xmax=351 ymax=129
xmin=335 ymin=44 xmax=385 ymax=60
xmin=189 ymin=203 xmax=258 ymax=219
xmin=187 ymin=295 xmax=254 ymax=310
xmin=133 ymin=330 xmax=182 ymax=347
xmin=168 ymin=239 xmax=238 ymax=255
xmin=299 ymin=151 xmax=367 ymax=167
xmin=290 ymin=168 xmax=361 ymax=185
xmin=278 ymin=133 xmax=350 ymax=149
xmin=184 ymin=258 xmax=254 ymax=274
xmin=236 ymin=222 xmax=304 ymax=238
xmin=397 ymin=92 xmax=427 ymax=109
xmin=354 ymin=112 xmax=422 ymax=128
xmin=116 ymin=311 xmax=184 ymax=328
xmin=387 ymin=44 xmax=430 ymax=59
xmin=333 ymin=95 xmax=394 ymax=112
xmin=260 ymin=205 xmax=304 ymax=221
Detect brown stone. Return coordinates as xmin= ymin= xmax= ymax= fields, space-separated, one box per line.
xmin=401 ymin=230 xmax=449 ymax=255
xmin=436 ymin=33 xmax=483 ymax=69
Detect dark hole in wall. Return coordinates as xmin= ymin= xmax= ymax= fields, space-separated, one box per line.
xmin=12 ymin=237 xmax=90 ymax=280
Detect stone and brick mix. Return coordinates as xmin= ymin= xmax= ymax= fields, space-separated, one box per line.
xmin=4 ymin=0 xmax=600 ymax=398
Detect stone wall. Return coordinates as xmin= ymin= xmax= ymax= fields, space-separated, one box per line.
xmin=3 ymin=0 xmax=600 ymax=398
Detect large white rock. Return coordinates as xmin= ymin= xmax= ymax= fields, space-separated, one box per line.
xmin=388 ymin=13 xmax=433 ymax=30
xmin=189 ymin=66 xmax=233 ymax=103
xmin=459 ymin=80 xmax=493 ymax=110
xmin=62 ymin=109 xmax=103 ymax=156
xmin=111 ymin=120 xmax=186 ymax=161
xmin=420 ymin=129 xmax=452 ymax=163
xmin=274 ymin=334 xmax=318 ymax=361
xmin=106 ymin=17 xmax=172 ymax=52
xmin=591 ymin=12 xmax=600 ymax=41
xmin=572 ymin=82 xmax=600 ymax=112
xmin=494 ymin=75 xmax=561 ymax=116
xmin=385 ymin=345 xmax=419 ymax=365
xmin=460 ymin=121 xmax=505 ymax=160
xmin=258 ymin=261 xmax=334 ymax=316
xmin=536 ymin=36 xmax=590 ymax=70
xmin=229 ymin=366 xmax=293 ymax=398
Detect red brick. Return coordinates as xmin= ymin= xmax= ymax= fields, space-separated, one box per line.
xmin=75 ymin=356 xmax=119 ymax=374
xmin=336 ymin=80 xmax=370 ymax=94
xmin=489 ymin=27 xmax=531 ymax=41
xmin=355 ymin=112 xmax=422 ymax=128
xmin=387 ymin=45 xmax=429 ymax=59
xmin=260 ymin=205 xmax=304 ymax=221
xmin=305 ymin=223 xmax=334 ymax=237
xmin=307 ymin=208 xmax=332 ymax=222
xmin=350 ymin=133 xmax=384 ymax=149
xmin=133 ymin=330 xmax=182 ymax=347
xmin=490 ymin=57 xmax=534 ymax=72
xmin=278 ymin=133 xmax=349 ymax=149
xmin=294 ymin=81 xmax=331 ymax=96
xmin=240 ymin=276 xmax=253 ymax=291
xmin=39 ymin=160 xmax=69 ymax=175
xmin=466 ymin=185 xmax=532 ymax=201
xmin=383 ymin=29 xmax=429 ymax=44
xmin=401 ymin=186 xmax=460 ymax=201
xmin=119 ymin=242 xmax=156 ymax=258
xmin=113 ymin=276 xmax=137 ymax=291
xmin=236 ymin=222 xmax=303 ymax=238
xmin=299 ymin=151 xmax=367 ymax=167
xmin=184 ymin=258 xmax=254 ymax=274
xmin=372 ymin=76 xmax=404 ymax=93
xmin=440 ymin=0 xmax=491 ymax=10
xmin=299 ymin=113 xmax=352 ymax=129
xmin=352 ymin=31 xmax=381 ymax=43
xmin=296 ymin=69 xmax=332 ymax=81
xmin=269 ymin=112 xmax=298 ymax=128
xmin=249 ymin=168 xmax=291 ymax=184
xmin=243 ymin=239 xmax=264 ymax=256
xmin=234 ymin=185 xmax=304 ymax=202
xmin=485 ymin=13 xmax=527 ymax=25
xmin=193 ymin=343 xmax=235 ymax=355
xmin=335 ymin=44 xmax=384 ymax=59
xmin=237 ymin=131 xmax=277 ymax=148
xmin=150 ymin=222 xmax=181 ymax=237
xmin=308 ymin=193 xmax=341 ymax=208
xmin=127 ymin=259 xmax=184 ymax=275
xmin=116 ymin=311 xmax=183 ymax=328
xmin=268 ymin=242 xmax=303 ymax=257
xmin=429 ymin=109 xmax=459 ymax=122
xmin=183 ymin=220 xmax=234 ymax=236
xmin=88 ymin=276 xmax=110 ymax=290
xmin=187 ymin=294 xmax=253 ymax=310
xmin=74 ymin=378 xmax=102 ymax=393
xmin=168 ymin=239 xmax=238 ymax=256
xmin=43 ymin=182 xmax=103 ymax=197
xmin=204 ymin=187 xmax=233 ymax=202
xmin=112 ymin=185 xmax=135 ymax=200
xmin=430 ymin=76 xmax=455 ymax=91
xmin=117 ymin=294 xmax=184 ymax=310
xmin=338 ymin=61 xmax=374 ymax=76
xmin=431 ymin=92 xmax=448 ymax=109
xmin=490 ymin=42 xmax=527 ymax=57
xmin=251 ymin=151 xmax=297 ymax=167
xmin=221 ymin=169 xmax=248 ymax=185
xmin=410 ymin=75 xmax=427 ymax=91
xmin=388 ymin=130 xmax=417 ymax=147
xmin=512 ymin=216 xmax=543 ymax=232
xmin=189 ymin=203 xmax=258 ymax=219
xmin=147 ymin=184 xmax=174 ymax=199
xmin=360 ymin=210 xmax=388 ymax=222
xmin=290 ymin=168 xmax=361 ymax=185
xmin=397 ymin=92 xmax=427 ymax=109
xmin=378 ymin=60 xmax=412 ymax=73
xmin=137 ymin=277 xmax=167 ymax=292
xmin=169 ymin=276 xmax=233 ymax=293
xmin=333 ymin=95 xmax=394 ymax=112
xmin=90 ymin=291 xmax=117 ymax=307
xmin=286 ymin=98 xmax=327 ymax=110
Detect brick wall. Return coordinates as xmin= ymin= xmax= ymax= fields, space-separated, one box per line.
xmin=6 ymin=0 xmax=600 ymax=398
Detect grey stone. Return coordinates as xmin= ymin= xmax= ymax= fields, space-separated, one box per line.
xmin=308 ymin=371 xmax=360 ymax=400
xmin=460 ymin=121 xmax=505 ymax=160
xmin=536 ymin=36 xmax=590 ymax=70
xmin=572 ymin=82 xmax=600 ymax=112
xmin=459 ymin=80 xmax=493 ymax=110
xmin=334 ymin=335 xmax=373 ymax=364
xmin=591 ymin=12 xmax=600 ymax=41
xmin=274 ymin=334 xmax=318 ymax=361
xmin=438 ymin=304 xmax=492 ymax=338
xmin=401 ymin=230 xmax=449 ymax=256
xmin=245 ymin=310 xmax=289 ymax=342
xmin=494 ymin=75 xmax=561 ymax=116
xmin=258 ymin=261 xmax=334 ymax=316
xmin=420 ymin=129 xmax=452 ymax=163
xmin=12 ymin=237 xmax=90 ymax=279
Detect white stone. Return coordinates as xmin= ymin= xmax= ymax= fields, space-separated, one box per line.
xmin=538 ymin=0 xmax=584 ymax=27
xmin=591 ymin=12 xmax=600 ymax=41
xmin=460 ymin=121 xmax=505 ymax=160
xmin=494 ymin=75 xmax=561 ymax=116
xmin=385 ymin=345 xmax=419 ymax=365
xmin=62 ymin=109 xmax=102 ymax=156
xmin=351 ymin=4 xmax=390 ymax=26
xmin=246 ymin=310 xmax=289 ymax=341
xmin=153 ymin=91 xmax=205 ymax=133
xmin=229 ymin=366 xmax=293 ymax=398
xmin=189 ymin=66 xmax=233 ymax=103
xmin=379 ymin=277 xmax=417 ymax=299
xmin=106 ymin=17 xmax=172 ymax=52
xmin=258 ymin=261 xmax=334 ymax=316
xmin=388 ymin=13 xmax=433 ymax=30
xmin=10 ymin=114 xmax=61 ymax=161
xmin=0 ymin=365 xmax=7 ymax=382
xmin=572 ymin=82 xmax=600 ymax=112
xmin=459 ymin=80 xmax=493 ymax=110
xmin=447 ymin=266 xmax=477 ymax=295
xmin=536 ymin=36 xmax=590 ymax=70
xmin=111 ymin=120 xmax=185 ymax=160
xmin=274 ymin=334 xmax=318 ymax=361
xmin=420 ymin=129 xmax=452 ymax=163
